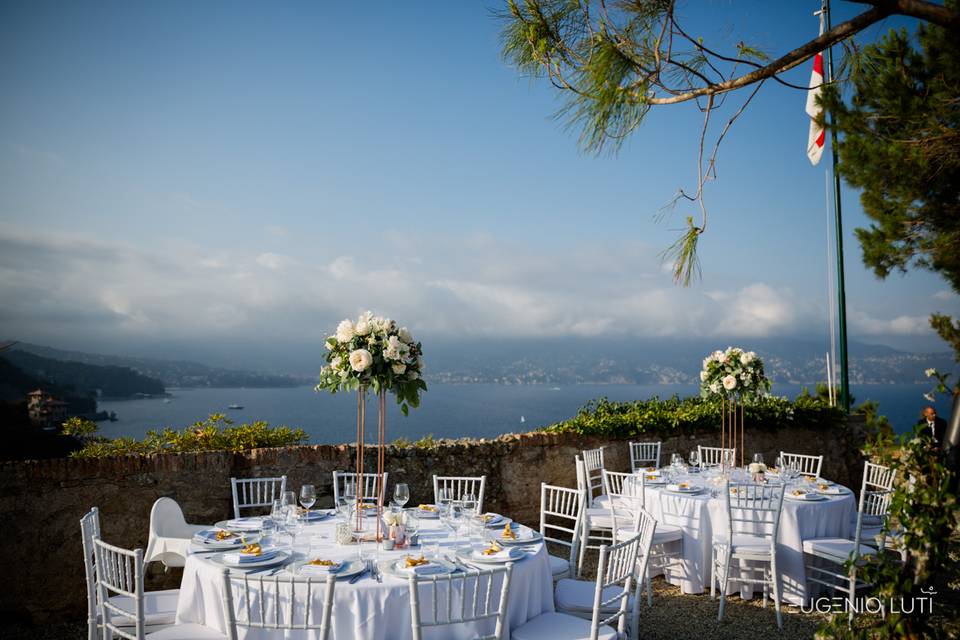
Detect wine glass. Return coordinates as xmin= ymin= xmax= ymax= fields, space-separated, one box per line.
xmin=300 ymin=484 xmax=316 ymax=516
xmin=394 ymin=483 xmax=410 ymax=509
xmin=437 ymin=488 xmax=452 ymax=510
xmin=442 ymin=501 xmax=462 ymax=547
xmin=753 ymin=453 xmax=765 ymax=466
xmin=405 ymin=510 xmax=420 ymax=546
xmin=688 ymin=450 xmax=700 ymax=469
xmin=270 ymin=499 xmax=285 ymax=530
xmin=462 ymin=492 xmax=477 ymax=518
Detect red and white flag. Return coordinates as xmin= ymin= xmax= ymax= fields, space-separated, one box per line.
xmin=806 ymin=20 xmax=826 ymax=165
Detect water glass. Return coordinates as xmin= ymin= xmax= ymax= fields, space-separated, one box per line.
xmin=688 ymin=450 xmax=700 ymax=468
xmin=300 ymin=484 xmax=316 ymax=512
xmin=405 ymin=510 xmax=421 ymax=545
xmin=270 ymin=499 xmax=285 ymax=528
xmin=260 ymin=518 xmax=276 ymax=547
xmin=462 ymin=492 xmax=478 ymax=519
xmin=394 ymin=483 xmax=410 ymax=509
xmin=753 ymin=453 xmax=765 ymax=466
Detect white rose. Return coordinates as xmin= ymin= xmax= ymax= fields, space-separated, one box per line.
xmin=748 ymin=462 xmax=766 ymax=474
xmin=700 ymin=370 xmax=708 ymax=382
xmin=925 ymin=368 xmax=937 ymax=378
xmin=392 ymin=362 xmax=406 ymax=375
xmin=355 ymin=320 xmax=372 ymax=336
xmin=383 ymin=347 xmax=400 ymax=361
xmin=712 ymin=350 xmax=724 ymax=362
xmin=722 ymin=375 xmax=737 ymax=391
xmin=740 ymin=352 xmax=755 ymax=365
xmin=349 ymin=348 xmax=373 ymax=372
xmin=336 ymin=320 xmax=355 ymax=343
xmin=709 ymin=382 xmax=720 ymax=394
xmin=740 ymin=373 xmax=749 ymax=381
xmin=399 ymin=327 xmax=413 ymax=343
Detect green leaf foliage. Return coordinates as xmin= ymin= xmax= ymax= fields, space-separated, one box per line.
xmin=70 ymin=413 xmax=307 ymax=458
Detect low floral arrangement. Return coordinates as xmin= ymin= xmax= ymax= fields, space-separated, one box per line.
xmin=748 ymin=462 xmax=767 ymax=474
xmin=315 ymin=311 xmax=427 ymax=414
xmin=700 ymin=347 xmax=771 ymax=401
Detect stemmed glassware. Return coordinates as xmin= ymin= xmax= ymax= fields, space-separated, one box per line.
xmin=688 ymin=450 xmax=700 ymax=470
xmin=300 ymin=484 xmax=316 ymax=517
xmin=441 ymin=500 xmax=461 ymax=547
xmin=753 ymin=453 xmax=765 ymax=465
xmin=393 ymin=483 xmax=410 ymax=509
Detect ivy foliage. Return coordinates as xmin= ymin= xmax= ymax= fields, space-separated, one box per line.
xmin=70 ymin=413 xmax=307 ymax=458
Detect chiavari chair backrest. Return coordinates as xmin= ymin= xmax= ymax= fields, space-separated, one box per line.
xmin=93 ymin=538 xmax=145 ymax=640
xmin=590 ymin=534 xmax=640 ymax=639
xmin=698 ymin=446 xmax=735 ymax=468
xmin=853 ymin=461 xmax=896 ymax=554
xmin=408 ymin=564 xmax=513 ymax=640
xmin=80 ymin=507 xmax=102 ymax=640
xmin=724 ymin=482 xmax=785 ymax=548
xmin=629 ymin=441 xmax=661 ymax=472
xmin=332 ymin=471 xmax=387 ymax=504
xmin=539 ymin=483 xmax=585 ymax=575
xmin=580 ymin=447 xmax=605 ymax=503
xmin=433 ymin=475 xmax=487 ymax=512
xmin=778 ymin=451 xmax=824 ymax=478
xmin=221 ymin=569 xmax=336 ymax=639
xmin=230 ymin=475 xmax=287 ymax=519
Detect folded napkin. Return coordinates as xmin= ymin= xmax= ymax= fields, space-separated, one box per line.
xmin=667 ymin=483 xmax=696 ymax=492
xmin=401 ymin=561 xmax=447 ymax=576
xmin=193 ymin=529 xmax=238 ymax=544
xmin=225 ymin=517 xmax=264 ymax=531
xmin=817 ymin=486 xmax=842 ymax=495
xmin=481 ymin=513 xmax=504 ymax=525
xmin=300 ymin=560 xmax=342 ymax=575
xmin=472 ymin=546 xmax=522 ymax=562
xmin=223 ymin=548 xmax=278 ymax=564
xmin=787 ymin=490 xmax=820 ymax=501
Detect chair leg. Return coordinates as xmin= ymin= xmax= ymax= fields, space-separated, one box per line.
xmin=847 ymin=568 xmax=857 ymax=625
xmin=646 ymin=561 xmax=653 ymax=607
xmin=770 ymin=556 xmax=782 ymax=630
xmin=631 ymin=570 xmax=643 ymax=640
xmin=577 ymin=524 xmax=590 ymax=578
xmin=710 ymin=547 xmax=717 ymax=599
xmin=718 ymin=550 xmax=732 ymax=622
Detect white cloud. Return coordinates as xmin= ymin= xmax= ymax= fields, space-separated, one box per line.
xmin=256 ymin=252 xmax=294 ymax=270
xmin=850 ymin=310 xmax=931 ymax=336
xmin=933 ymin=290 xmax=956 ymax=301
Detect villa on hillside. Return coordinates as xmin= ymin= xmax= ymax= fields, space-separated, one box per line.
xmin=26 ymin=389 xmax=68 ymax=430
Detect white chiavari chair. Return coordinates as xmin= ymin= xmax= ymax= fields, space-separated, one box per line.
xmin=580 ymin=447 xmax=606 ymax=507
xmin=611 ymin=474 xmax=684 ymax=607
xmin=93 ymin=537 xmax=226 ymax=639
xmin=711 ymin=482 xmax=786 ymax=629
xmin=575 ymin=456 xmax=614 ymax=576
xmin=803 ymin=461 xmax=896 ymax=622
xmin=629 ymin=441 xmax=661 ymax=472
xmin=408 ymin=563 xmax=513 ymax=640
xmin=144 ymin=497 xmax=206 ymax=569
xmin=539 ymin=483 xmax=585 ymax=582
xmin=514 ymin=534 xmax=640 ymax=640
xmin=230 ymin=475 xmax=287 ymax=519
xmin=81 ymin=508 xmax=179 ymax=640
xmin=332 ymin=471 xmax=388 ymax=505
xmin=698 ymin=446 xmax=735 ymax=469
xmin=433 ymin=475 xmax=487 ymax=512
xmin=778 ymin=451 xmax=824 ymax=478
xmin=221 ymin=568 xmax=336 ymax=639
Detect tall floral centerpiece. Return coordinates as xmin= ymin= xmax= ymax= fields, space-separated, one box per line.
xmin=316 ymin=311 xmax=426 ymax=538
xmin=700 ymin=347 xmax=770 ymax=469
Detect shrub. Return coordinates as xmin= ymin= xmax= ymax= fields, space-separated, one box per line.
xmin=70 ymin=413 xmax=308 ymax=457
xmin=542 ymin=393 xmax=847 ymax=437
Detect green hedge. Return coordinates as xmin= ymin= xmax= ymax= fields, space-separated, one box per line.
xmin=543 ymin=393 xmax=848 ymax=437
xmin=70 ymin=414 xmax=307 ymax=457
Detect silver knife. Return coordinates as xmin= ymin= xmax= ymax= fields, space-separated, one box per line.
xmin=349 ymin=569 xmax=368 ymax=584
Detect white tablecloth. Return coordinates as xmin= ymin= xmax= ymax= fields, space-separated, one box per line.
xmin=643 ymin=475 xmax=855 ymax=605
xmin=176 ymin=515 xmax=554 ymax=639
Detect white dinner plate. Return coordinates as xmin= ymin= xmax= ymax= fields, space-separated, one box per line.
xmin=413 ymin=505 xmax=441 ymax=519
xmin=216 ymin=517 xmax=266 ymax=532
xmin=484 ymin=515 xmax=514 ymax=529
xmin=320 ymin=558 xmax=366 ymax=580
xmin=211 ymin=550 xmax=291 ymax=569
xmin=380 ymin=557 xmax=455 ymax=578
xmin=479 ymin=513 xmax=505 ymax=526
xmin=492 ymin=525 xmax=541 ymax=546
xmin=666 ymin=486 xmax=703 ymax=495
xmin=785 ymin=492 xmax=827 ymax=501
xmin=193 ymin=529 xmax=245 ymax=549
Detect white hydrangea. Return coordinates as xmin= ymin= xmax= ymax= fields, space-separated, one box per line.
xmin=355 ymin=319 xmax=372 ymax=336
xmin=336 ymin=319 xmax=355 ymax=343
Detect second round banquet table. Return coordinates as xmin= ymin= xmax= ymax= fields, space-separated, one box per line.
xmin=175 ymin=509 xmax=555 ymax=640
xmin=637 ymin=468 xmax=856 ymax=605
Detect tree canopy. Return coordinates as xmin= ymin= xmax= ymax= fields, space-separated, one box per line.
xmin=823 ymin=9 xmax=960 ymax=359
xmin=499 ymin=0 xmax=960 ymax=283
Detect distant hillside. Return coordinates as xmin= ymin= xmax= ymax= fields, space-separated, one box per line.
xmin=4 ymin=350 xmax=165 ymax=398
xmin=12 ymin=343 xmax=304 ymax=389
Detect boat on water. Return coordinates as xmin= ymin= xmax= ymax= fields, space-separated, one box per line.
xmin=227 ymin=404 xmax=244 ymax=410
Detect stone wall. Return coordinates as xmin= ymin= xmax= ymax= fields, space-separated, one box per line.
xmin=2 ymin=417 xmax=867 ymax=624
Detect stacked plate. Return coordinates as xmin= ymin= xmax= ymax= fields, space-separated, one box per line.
xmin=461 ymin=545 xmax=526 ymax=564
xmin=414 ymin=504 xmax=441 ymax=519
xmin=490 ymin=522 xmax=542 ymax=546
xmin=666 ymin=483 xmax=702 ymax=495
xmin=192 ymin=528 xmax=244 ymax=550
xmin=381 ymin=556 xmax=456 ymax=577
xmin=785 ymin=489 xmax=827 ymax=501
xmin=214 ymin=548 xmax=290 ymax=569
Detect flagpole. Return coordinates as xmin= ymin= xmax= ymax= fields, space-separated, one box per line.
xmin=823 ymin=0 xmax=851 ymax=412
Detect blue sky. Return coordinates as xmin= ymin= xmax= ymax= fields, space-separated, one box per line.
xmin=0 ymin=1 xmax=955 ymax=372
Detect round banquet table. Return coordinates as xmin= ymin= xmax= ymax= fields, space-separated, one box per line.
xmin=175 ymin=514 xmax=554 ymax=640
xmin=641 ymin=472 xmax=856 ymax=605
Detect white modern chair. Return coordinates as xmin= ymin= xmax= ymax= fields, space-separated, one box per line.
xmin=144 ymin=497 xmax=206 ymax=569
xmin=81 ymin=508 xmax=179 ymax=640
xmin=433 ymin=475 xmax=487 ymax=512
xmin=629 ymin=441 xmax=661 ymax=472
xmin=93 ymin=537 xmax=227 ymax=639
xmin=711 ymin=482 xmax=786 ymax=629
xmin=539 ymin=483 xmax=585 ymax=582
xmin=408 ymin=563 xmax=513 ymax=640
xmin=803 ymin=461 xmax=896 ymax=622
xmin=332 ymin=470 xmax=388 ymax=505
xmin=513 ymin=533 xmax=640 ymax=640
xmin=610 ymin=474 xmax=684 ymax=607
xmin=778 ymin=451 xmax=824 ymax=478
xmin=221 ymin=567 xmax=336 ymax=639
xmin=698 ymin=445 xmax=735 ymax=469
xmin=575 ymin=455 xmax=614 ymax=576
xmin=230 ymin=475 xmax=287 ymax=519
xmin=580 ymin=447 xmax=606 ymax=506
